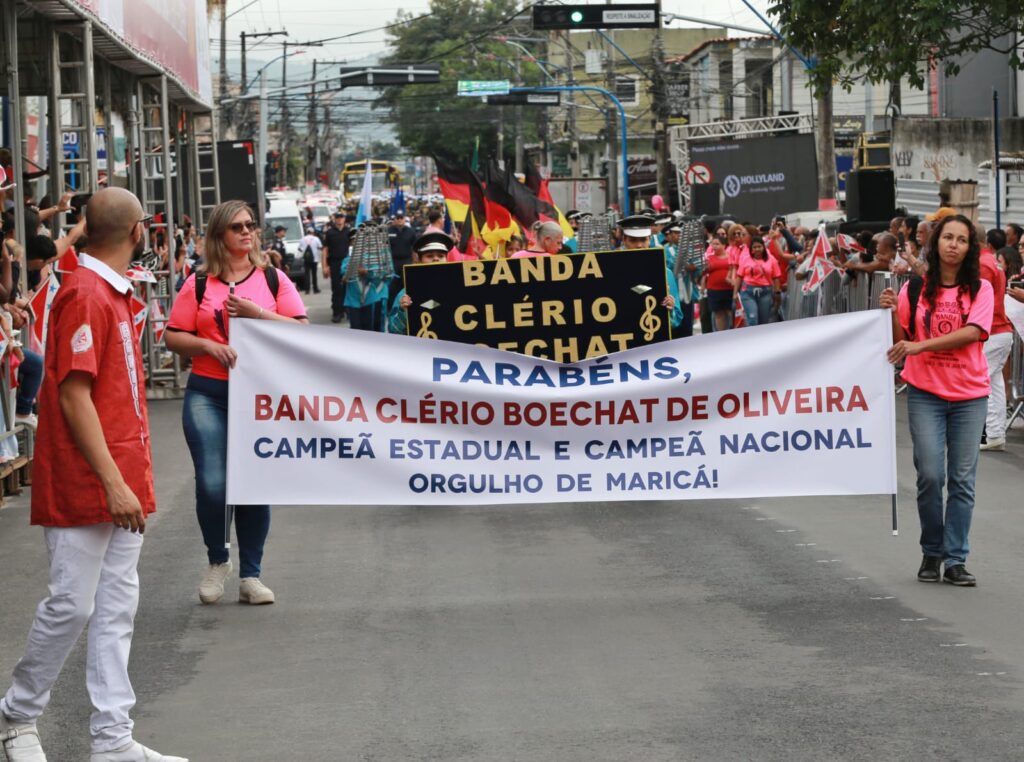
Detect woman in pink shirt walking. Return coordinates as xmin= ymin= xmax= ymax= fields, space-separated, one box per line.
xmin=879 ymin=214 xmax=994 ymax=587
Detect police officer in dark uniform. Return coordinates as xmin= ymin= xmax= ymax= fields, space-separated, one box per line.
xmin=387 ymin=211 xmax=417 ymax=303
xmin=267 ymin=225 xmax=288 ymax=271
xmin=323 ymin=212 xmax=352 ymax=323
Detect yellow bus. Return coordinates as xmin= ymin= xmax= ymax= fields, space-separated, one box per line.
xmin=340 ymin=160 xmax=401 ymax=200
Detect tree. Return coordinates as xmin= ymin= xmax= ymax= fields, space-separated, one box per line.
xmin=768 ymin=0 xmax=1024 ymax=94
xmin=377 ymin=0 xmax=543 ymax=164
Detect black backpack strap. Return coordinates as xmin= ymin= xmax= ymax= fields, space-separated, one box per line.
xmin=195 ymin=273 xmax=207 ymax=307
xmin=265 ymin=266 xmax=280 ymax=300
xmin=906 ymin=274 xmax=924 ymax=339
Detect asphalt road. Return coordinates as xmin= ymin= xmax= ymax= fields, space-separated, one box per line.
xmin=2 ymin=290 xmax=1023 ymax=761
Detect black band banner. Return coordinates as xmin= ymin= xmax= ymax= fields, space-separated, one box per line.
xmin=403 ymin=249 xmax=672 ymax=363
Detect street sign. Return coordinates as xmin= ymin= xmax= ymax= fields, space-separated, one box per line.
xmin=532 ymin=4 xmax=660 ymax=30
xmin=485 ymin=92 xmax=561 ymax=106
xmin=457 ymin=80 xmax=511 ymax=96
xmin=337 ymin=66 xmax=440 ymax=88
xmin=685 ymin=163 xmax=712 ymax=185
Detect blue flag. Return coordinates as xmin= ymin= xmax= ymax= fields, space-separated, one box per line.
xmin=389 ymin=187 xmax=405 ymax=218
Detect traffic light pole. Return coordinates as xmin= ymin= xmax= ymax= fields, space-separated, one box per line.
xmin=511 ymin=85 xmax=630 ymax=213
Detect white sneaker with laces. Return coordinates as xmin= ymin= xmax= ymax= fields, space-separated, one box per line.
xmin=89 ymin=740 xmax=188 ymax=762
xmin=0 ymin=711 xmax=47 ymax=762
xmin=238 ymin=577 xmax=275 ymax=604
xmin=14 ymin=413 xmax=37 ymax=431
xmin=198 ymin=560 xmax=233 ymax=604
xmin=980 ymin=437 xmax=1006 ymax=451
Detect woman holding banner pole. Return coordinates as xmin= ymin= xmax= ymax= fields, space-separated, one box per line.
xmin=879 ymin=214 xmax=993 ymax=586
xmin=166 ymin=200 xmax=308 ymax=606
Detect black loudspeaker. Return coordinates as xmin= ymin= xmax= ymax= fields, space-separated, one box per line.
xmin=846 ymin=170 xmax=895 ymax=222
xmin=691 ymin=183 xmax=720 ymax=216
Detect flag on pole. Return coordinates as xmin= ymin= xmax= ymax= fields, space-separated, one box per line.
xmin=434 ymin=155 xmax=474 ymax=224
xmin=130 ymin=294 xmax=149 ymax=337
xmin=470 ymin=136 xmax=480 ymax=173
xmin=388 ymin=186 xmax=406 ymax=218
xmin=125 ymin=265 xmax=158 ymax=283
xmin=836 ymin=232 xmax=866 ymax=253
xmin=28 ymin=274 xmax=60 ymax=353
xmin=355 ymin=159 xmax=374 ymax=226
xmin=801 ymin=226 xmax=836 ymax=294
xmin=55 ymin=246 xmax=80 ymax=274
xmin=524 ymin=160 xmax=574 ymax=238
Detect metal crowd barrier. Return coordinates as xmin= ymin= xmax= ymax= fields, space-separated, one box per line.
xmin=783 ymin=269 xmax=911 ymax=321
xmin=777 ymin=269 xmax=1022 ymax=425
xmin=1009 ymin=331 xmax=1024 ymax=429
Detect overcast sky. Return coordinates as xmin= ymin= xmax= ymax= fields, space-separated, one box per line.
xmin=219 ymin=0 xmax=774 ymax=66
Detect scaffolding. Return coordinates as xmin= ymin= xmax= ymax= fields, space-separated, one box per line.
xmin=1 ymin=0 xmax=220 ymax=399
xmin=668 ymin=113 xmax=815 ymax=212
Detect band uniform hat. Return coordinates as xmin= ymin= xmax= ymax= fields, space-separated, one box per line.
xmin=566 ymin=209 xmax=581 ymax=220
xmin=663 ymin=222 xmax=681 ymax=234
xmin=654 ymin=213 xmax=674 ymax=227
xmin=619 ymin=214 xmax=655 ymax=239
xmin=414 ymin=231 xmax=454 ymax=254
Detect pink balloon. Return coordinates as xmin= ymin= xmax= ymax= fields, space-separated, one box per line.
xmin=651 ymin=194 xmax=664 ymax=210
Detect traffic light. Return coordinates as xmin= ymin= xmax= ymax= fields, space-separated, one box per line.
xmin=532 ymin=4 xmax=660 ymax=30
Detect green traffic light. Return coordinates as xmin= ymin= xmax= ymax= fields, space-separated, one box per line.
xmin=570 ymin=10 xmax=584 ymax=23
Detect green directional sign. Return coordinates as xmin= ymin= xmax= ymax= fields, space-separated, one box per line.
xmin=457 ymin=80 xmax=511 ymax=97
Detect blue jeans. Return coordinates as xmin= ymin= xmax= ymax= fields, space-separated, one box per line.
xmin=16 ymin=349 xmax=44 ymax=415
xmin=906 ymin=385 xmax=986 ymax=567
xmin=182 ymin=375 xmax=270 ymax=578
xmin=739 ymin=285 xmax=773 ymax=327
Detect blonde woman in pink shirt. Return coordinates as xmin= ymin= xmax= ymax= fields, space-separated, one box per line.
xmin=879 ymin=214 xmax=994 ymax=587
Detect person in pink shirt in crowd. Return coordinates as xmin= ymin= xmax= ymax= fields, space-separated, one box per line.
xmin=165 ymin=200 xmax=308 ymax=607
xmin=879 ymin=214 xmax=994 ymax=587
xmin=511 ymin=221 xmax=562 ymax=258
xmin=978 ymin=228 xmax=1014 ymax=451
xmin=736 ymin=236 xmax=781 ymax=326
xmin=725 ymin=223 xmax=750 ymax=263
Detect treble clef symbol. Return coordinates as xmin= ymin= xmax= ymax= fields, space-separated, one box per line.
xmin=417 ymin=311 xmax=438 ymax=339
xmin=639 ymin=294 xmax=661 ymax=340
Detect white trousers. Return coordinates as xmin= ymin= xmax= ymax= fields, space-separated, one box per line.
xmin=1 ymin=524 xmax=143 ymax=753
xmin=984 ymin=331 xmax=1014 ymax=441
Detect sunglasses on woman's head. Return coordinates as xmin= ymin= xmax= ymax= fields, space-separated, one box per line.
xmin=227 ymin=221 xmax=259 ymax=234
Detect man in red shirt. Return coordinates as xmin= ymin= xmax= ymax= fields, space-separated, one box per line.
xmin=980 ymin=229 xmax=1014 ymax=451
xmin=0 ymin=188 xmax=187 ymax=762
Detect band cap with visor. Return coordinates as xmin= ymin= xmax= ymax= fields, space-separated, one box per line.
xmin=414 ymin=231 xmax=454 ymax=254
xmin=619 ymin=214 xmax=655 ymax=239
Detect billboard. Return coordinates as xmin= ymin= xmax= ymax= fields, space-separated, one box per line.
xmin=65 ymin=0 xmax=212 ymax=106
xmin=688 ymin=134 xmax=818 ymax=221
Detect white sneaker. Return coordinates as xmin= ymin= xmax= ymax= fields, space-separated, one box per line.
xmin=14 ymin=413 xmax=37 ymax=431
xmin=238 ymin=577 xmax=275 ymax=605
xmin=980 ymin=437 xmax=1006 ymax=451
xmin=198 ymin=561 xmax=233 ymax=604
xmin=90 ymin=741 xmax=188 ymax=761
xmin=0 ymin=711 xmax=47 ymax=761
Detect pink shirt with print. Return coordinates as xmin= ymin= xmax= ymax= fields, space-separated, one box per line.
xmin=167 ymin=267 xmax=307 ymax=380
xmin=897 ymin=279 xmax=994 ymax=401
xmin=737 ymin=252 xmax=781 ymax=287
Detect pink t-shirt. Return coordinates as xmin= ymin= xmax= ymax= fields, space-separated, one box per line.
xmin=737 ymin=252 xmax=781 ymax=287
xmin=897 ymin=279 xmax=994 ymax=401
xmin=167 ymin=267 xmax=307 ymax=381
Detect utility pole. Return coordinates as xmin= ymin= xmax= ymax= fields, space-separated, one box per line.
xmin=219 ymin=2 xmax=228 ymax=138
xmin=239 ymin=30 xmax=286 ymax=139
xmin=280 ymin=39 xmax=323 ymax=187
xmin=564 ymin=30 xmax=579 ymax=177
xmin=604 ymin=26 xmax=619 ymax=211
xmin=651 ymin=27 xmax=670 ymax=203
xmin=816 ymin=83 xmax=837 ymax=203
xmin=514 ymin=54 xmax=524 ymax=174
xmin=305 ymin=59 xmax=348 ymax=186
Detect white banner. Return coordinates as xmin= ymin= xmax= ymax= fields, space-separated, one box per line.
xmin=226 ymin=312 xmax=897 ymax=506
